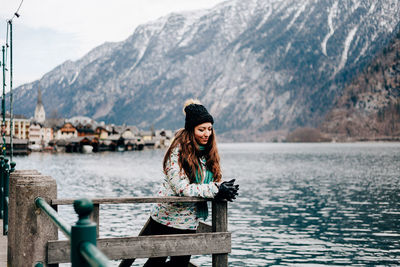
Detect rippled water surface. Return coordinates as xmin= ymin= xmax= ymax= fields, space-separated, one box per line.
xmin=15 ymin=143 xmax=400 ymax=266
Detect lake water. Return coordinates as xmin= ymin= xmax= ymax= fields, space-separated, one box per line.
xmin=14 ymin=143 xmax=400 ymax=266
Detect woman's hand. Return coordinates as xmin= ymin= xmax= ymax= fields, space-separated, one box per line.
xmin=215 ymin=179 xmax=239 ymax=201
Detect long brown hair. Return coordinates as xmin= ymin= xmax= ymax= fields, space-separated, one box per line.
xmin=163 ymin=128 xmax=222 ymax=183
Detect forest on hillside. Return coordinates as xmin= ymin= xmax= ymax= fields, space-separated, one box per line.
xmin=319 ymin=30 xmax=400 ymax=141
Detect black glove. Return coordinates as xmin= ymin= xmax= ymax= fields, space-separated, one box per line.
xmin=215 ymin=179 xmax=239 ymax=201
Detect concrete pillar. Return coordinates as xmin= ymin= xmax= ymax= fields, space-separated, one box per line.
xmin=8 ymin=170 xmax=57 ymax=266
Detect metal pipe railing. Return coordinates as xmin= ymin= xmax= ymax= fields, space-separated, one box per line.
xmin=35 ymin=197 xmax=111 ymax=267
xmin=35 ymin=197 xmax=71 ymax=237
xmin=0 ymin=156 xmax=4 ymax=220
xmin=8 ymin=20 xmax=14 ymax=162
xmin=1 ymin=156 xmax=14 ymax=235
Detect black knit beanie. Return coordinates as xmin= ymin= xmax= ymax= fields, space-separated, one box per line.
xmin=184 ymin=103 xmax=214 ymax=130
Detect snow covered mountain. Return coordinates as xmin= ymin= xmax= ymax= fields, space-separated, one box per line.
xmin=11 ymin=0 xmax=400 ymax=140
xmin=320 ymin=30 xmax=400 ymax=141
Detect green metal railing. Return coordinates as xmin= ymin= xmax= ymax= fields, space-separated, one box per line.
xmin=0 ymin=157 xmax=4 ymax=220
xmin=1 ymin=17 xmax=17 ymax=237
xmin=35 ymin=197 xmax=111 ymax=267
xmin=8 ymin=20 xmax=14 ymax=162
xmin=0 ymin=155 xmax=15 ymax=235
xmin=1 ymin=45 xmax=6 ymax=150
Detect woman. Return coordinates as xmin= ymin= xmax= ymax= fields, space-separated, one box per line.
xmin=144 ymin=99 xmax=239 ymax=267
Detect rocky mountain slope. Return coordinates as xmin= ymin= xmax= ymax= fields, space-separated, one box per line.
xmin=10 ymin=0 xmax=400 ymax=140
xmin=320 ymin=30 xmax=400 ymax=141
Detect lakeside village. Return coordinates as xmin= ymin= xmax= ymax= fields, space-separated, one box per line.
xmin=2 ymin=90 xmax=173 ymax=155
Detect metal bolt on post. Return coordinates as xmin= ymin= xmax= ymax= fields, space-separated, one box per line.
xmin=71 ymin=198 xmax=97 ymax=267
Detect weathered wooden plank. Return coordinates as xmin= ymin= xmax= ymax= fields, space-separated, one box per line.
xmin=118 ymin=218 xmax=207 ymax=267
xmin=213 ymin=252 xmax=229 ymax=266
xmin=212 ymin=201 xmax=227 ymax=232
xmin=212 ymin=201 xmax=228 ymax=267
xmin=48 ymin=232 xmax=231 ymax=264
xmin=52 ymin=196 xmax=211 ymax=205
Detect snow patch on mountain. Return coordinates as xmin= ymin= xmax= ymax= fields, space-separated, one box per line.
xmin=286 ymin=2 xmax=307 ymax=31
xmin=321 ymin=1 xmax=338 ymax=56
xmin=336 ymin=25 xmax=359 ymax=74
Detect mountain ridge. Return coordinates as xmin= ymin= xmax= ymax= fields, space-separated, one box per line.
xmin=10 ymin=0 xmax=400 ymax=141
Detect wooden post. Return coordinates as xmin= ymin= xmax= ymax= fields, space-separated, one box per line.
xmin=89 ymin=203 xmax=100 ymax=237
xmin=8 ymin=171 xmax=58 ymax=266
xmin=212 ymin=200 xmax=228 ymax=267
xmin=8 ymin=170 xmax=41 ymax=265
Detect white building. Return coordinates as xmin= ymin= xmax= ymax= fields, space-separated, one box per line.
xmin=3 ymin=115 xmax=30 ymax=139
xmin=28 ymin=123 xmax=41 ymax=145
xmin=29 ymin=122 xmax=53 ymax=147
xmin=55 ymin=122 xmax=78 ymax=139
xmin=28 ymin=88 xmax=54 ymax=148
xmin=42 ymin=127 xmax=53 ymax=146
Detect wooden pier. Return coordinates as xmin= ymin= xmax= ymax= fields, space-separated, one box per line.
xmin=0 ymin=220 xmax=7 ymax=266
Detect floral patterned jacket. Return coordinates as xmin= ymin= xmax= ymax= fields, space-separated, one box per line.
xmin=150 ymin=146 xmax=219 ymax=230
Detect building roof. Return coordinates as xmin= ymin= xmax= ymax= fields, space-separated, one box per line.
xmin=0 ymin=113 xmax=28 ymax=120
xmin=112 ymin=125 xmax=140 ymax=134
xmin=43 ymin=118 xmax=65 ymax=129
xmin=106 ymin=134 xmax=121 ymax=141
xmin=140 ymin=130 xmax=153 ymax=136
xmin=66 ymin=116 xmax=98 ymax=128
xmin=4 ymin=137 xmax=29 ymax=144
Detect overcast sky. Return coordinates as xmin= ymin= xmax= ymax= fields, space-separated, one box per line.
xmin=0 ymin=0 xmax=226 ymax=87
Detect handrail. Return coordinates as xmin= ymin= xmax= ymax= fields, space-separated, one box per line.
xmin=35 ymin=197 xmax=111 ymax=267
xmin=35 ymin=197 xmax=71 ymax=237
xmin=51 ymin=196 xmax=229 ymax=266
xmin=48 ymin=196 xmax=231 ymax=267
xmin=0 ymin=156 xmax=4 ymax=220
xmin=1 ymin=156 xmax=15 ymax=235
xmin=52 ymin=196 xmax=212 ymax=205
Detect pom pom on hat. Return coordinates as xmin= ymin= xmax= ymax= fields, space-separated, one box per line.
xmin=183 ymin=99 xmax=202 ymax=115
xmin=183 ymin=99 xmax=214 ymax=130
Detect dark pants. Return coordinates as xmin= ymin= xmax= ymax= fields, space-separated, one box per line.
xmin=143 ymin=217 xmax=195 ymax=267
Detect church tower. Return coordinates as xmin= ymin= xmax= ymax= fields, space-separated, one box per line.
xmin=34 ymin=88 xmax=46 ymax=124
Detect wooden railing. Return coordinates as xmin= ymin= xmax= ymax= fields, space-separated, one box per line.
xmin=8 ymin=170 xmax=231 ymax=267
xmin=50 ymin=197 xmax=231 ymax=267
xmin=35 ymin=197 xmax=111 ymax=266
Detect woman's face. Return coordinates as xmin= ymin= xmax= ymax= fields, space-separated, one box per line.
xmin=194 ymin=122 xmax=213 ymax=145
